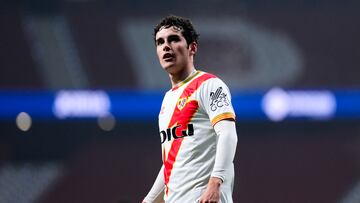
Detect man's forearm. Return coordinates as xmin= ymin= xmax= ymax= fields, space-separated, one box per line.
xmin=211 ymin=120 xmax=238 ymax=181
xmin=143 ymin=165 xmax=165 ymax=203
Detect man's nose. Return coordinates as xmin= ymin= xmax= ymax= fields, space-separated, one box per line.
xmin=163 ymin=43 xmax=171 ymax=51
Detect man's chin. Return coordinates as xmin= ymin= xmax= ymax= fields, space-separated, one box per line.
xmin=163 ymin=65 xmax=177 ymax=74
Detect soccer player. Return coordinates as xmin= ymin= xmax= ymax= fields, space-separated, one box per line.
xmin=142 ymin=15 xmax=238 ymax=203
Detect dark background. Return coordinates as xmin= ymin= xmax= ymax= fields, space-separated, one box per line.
xmin=0 ymin=0 xmax=360 ymax=202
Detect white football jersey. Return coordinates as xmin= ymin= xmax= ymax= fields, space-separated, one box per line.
xmin=158 ymin=70 xmax=236 ymax=202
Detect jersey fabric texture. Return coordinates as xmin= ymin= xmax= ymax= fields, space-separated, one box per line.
xmin=158 ymin=70 xmax=236 ymax=202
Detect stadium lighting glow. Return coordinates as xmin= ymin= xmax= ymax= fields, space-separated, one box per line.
xmin=1 ymin=89 xmax=358 ymax=121
xmin=287 ymin=90 xmax=336 ymax=119
xmin=97 ymin=114 xmax=116 ymax=131
xmin=262 ymin=88 xmax=336 ymax=121
xmin=261 ymin=88 xmax=289 ymax=121
xmin=16 ymin=112 xmax=32 ymax=131
xmin=53 ymin=90 xmax=111 ymax=119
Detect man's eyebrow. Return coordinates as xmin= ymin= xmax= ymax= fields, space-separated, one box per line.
xmin=168 ymin=34 xmax=180 ymax=38
xmin=168 ymin=34 xmax=181 ymax=40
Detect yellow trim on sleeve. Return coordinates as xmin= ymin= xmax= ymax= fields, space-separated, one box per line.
xmin=211 ymin=112 xmax=236 ymax=126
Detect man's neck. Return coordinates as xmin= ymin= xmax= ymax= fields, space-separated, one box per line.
xmin=169 ymin=66 xmax=196 ymax=88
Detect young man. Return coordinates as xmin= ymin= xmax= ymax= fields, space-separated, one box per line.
xmin=142 ymin=15 xmax=238 ymax=203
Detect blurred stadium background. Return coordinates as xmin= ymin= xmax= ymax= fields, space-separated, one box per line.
xmin=1 ymin=0 xmax=360 ymax=202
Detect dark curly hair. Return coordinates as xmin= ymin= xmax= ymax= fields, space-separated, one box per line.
xmin=153 ymin=15 xmax=199 ymax=46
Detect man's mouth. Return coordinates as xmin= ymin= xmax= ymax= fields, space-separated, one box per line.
xmin=163 ymin=53 xmax=175 ymax=60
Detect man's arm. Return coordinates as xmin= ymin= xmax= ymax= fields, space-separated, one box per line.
xmin=199 ymin=119 xmax=238 ymax=203
xmin=142 ymin=165 xmax=165 ymax=203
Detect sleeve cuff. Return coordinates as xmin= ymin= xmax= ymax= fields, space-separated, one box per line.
xmin=210 ymin=173 xmax=225 ymax=183
xmin=211 ymin=112 xmax=236 ymax=126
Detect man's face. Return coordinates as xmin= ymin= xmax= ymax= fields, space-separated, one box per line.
xmin=155 ymin=26 xmax=196 ymax=74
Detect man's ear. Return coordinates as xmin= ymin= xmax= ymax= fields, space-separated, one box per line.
xmin=189 ymin=42 xmax=198 ymax=56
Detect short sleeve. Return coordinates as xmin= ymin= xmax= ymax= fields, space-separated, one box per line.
xmin=200 ymin=77 xmax=236 ymax=126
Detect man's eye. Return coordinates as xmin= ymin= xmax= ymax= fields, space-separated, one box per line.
xmin=156 ymin=40 xmax=164 ymax=46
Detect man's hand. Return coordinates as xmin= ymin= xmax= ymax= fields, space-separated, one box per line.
xmin=199 ymin=177 xmax=222 ymax=203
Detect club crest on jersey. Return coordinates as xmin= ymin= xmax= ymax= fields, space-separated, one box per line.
xmin=210 ymin=87 xmax=230 ymax=111
xmin=177 ymin=97 xmax=187 ymax=110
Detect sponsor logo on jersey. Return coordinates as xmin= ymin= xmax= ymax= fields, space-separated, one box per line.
xmin=160 ymin=123 xmax=194 ymax=144
xmin=210 ymin=87 xmax=230 ymax=111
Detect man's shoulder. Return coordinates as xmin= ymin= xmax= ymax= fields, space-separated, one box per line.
xmin=196 ymin=71 xmax=228 ymax=88
xmin=198 ymin=70 xmax=217 ymax=79
xmin=192 ymin=71 xmax=219 ymax=86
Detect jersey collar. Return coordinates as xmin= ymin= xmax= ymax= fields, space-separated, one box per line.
xmin=171 ymin=70 xmax=201 ymax=91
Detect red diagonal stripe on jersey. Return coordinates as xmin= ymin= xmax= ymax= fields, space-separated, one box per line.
xmin=163 ymin=73 xmax=216 ymax=195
